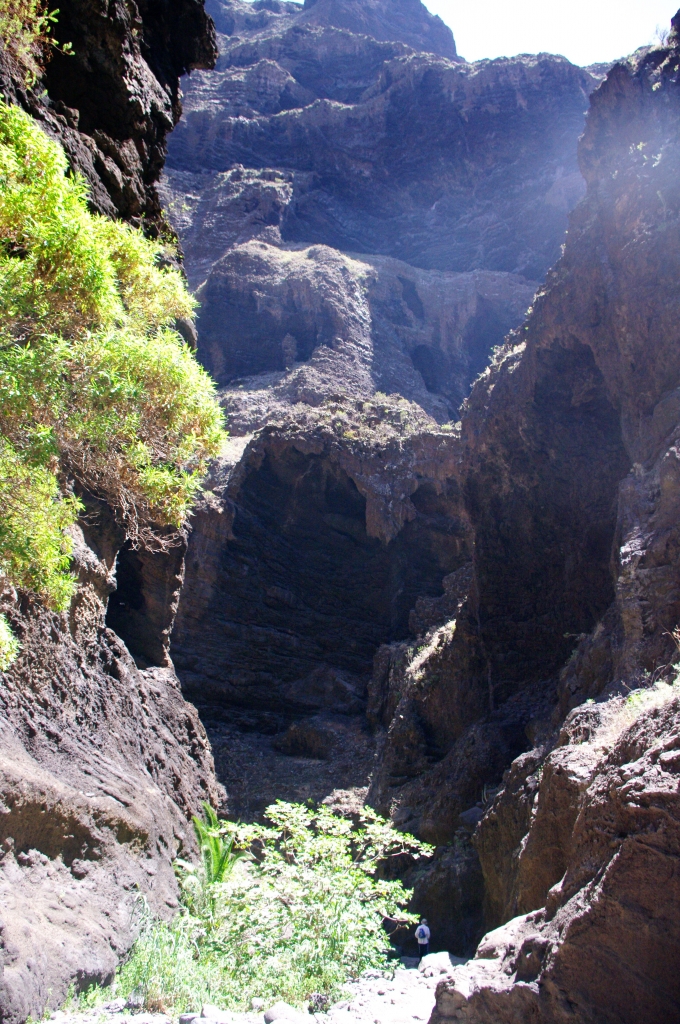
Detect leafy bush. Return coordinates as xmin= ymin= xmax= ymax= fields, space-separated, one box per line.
xmin=78 ymin=802 xmax=431 ymax=1013
xmin=0 ymin=101 xmax=225 ymax=642
xmin=0 ymin=611 xmax=19 ymax=668
xmin=0 ymin=0 xmax=71 ymax=84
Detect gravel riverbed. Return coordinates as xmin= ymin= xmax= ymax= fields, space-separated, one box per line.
xmin=52 ymin=954 xmax=465 ymax=1024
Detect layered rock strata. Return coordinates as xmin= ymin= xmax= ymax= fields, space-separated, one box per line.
xmin=425 ymin=22 xmax=680 ymax=1023
xmin=162 ymin=0 xmax=598 ymax=751
xmin=161 ymin=0 xmax=599 ymax=426
xmin=158 ymin=0 xmax=609 ymax=961
xmin=0 ymin=1 xmax=222 ymax=1019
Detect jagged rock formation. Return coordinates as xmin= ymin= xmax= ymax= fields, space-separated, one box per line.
xmin=154 ymin=0 xmax=608 ymax=962
xmin=0 ymin=2 xmax=222 ymax=1020
xmin=161 ymin=0 xmax=598 ymax=425
xmin=0 ymin=0 xmax=217 ymax=231
xmin=424 ymin=23 xmax=680 ymax=1023
xmin=172 ymin=399 xmax=468 ymax=713
xmin=162 ymin=3 xmax=680 ymax=1005
xmin=161 ymin=0 xmax=597 ymax=736
xmin=4 ymin=0 xmax=678 ymax=1015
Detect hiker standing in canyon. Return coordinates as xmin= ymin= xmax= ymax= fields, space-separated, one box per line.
xmin=415 ymin=918 xmax=430 ymax=961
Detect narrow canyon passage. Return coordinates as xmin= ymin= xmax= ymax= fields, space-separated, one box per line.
xmin=170 ymin=441 xmax=468 ymax=819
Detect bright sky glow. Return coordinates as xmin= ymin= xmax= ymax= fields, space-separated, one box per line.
xmin=422 ymin=1 xmax=680 ymax=66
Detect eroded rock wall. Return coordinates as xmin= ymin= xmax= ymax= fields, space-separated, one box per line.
xmin=427 ymin=21 xmax=680 ymax=1023
xmin=160 ymin=0 xmax=599 ymax=426
xmin=1 ymin=0 xmax=217 ymax=231
xmin=0 ymin=1 xmax=223 ymax=1018
xmin=159 ymin=0 xmax=609 ymax=957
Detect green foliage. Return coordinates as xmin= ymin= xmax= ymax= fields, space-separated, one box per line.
xmin=0 ymin=101 xmax=225 ymax=618
xmin=76 ymin=802 xmax=431 ymax=1013
xmin=0 ymin=612 xmax=19 ymax=668
xmin=0 ymin=440 xmax=80 ymax=606
xmin=0 ymin=0 xmax=72 ymax=85
xmin=177 ymin=801 xmax=250 ymax=923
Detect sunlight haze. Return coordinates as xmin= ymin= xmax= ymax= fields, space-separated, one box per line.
xmin=423 ymin=0 xmax=680 ymax=66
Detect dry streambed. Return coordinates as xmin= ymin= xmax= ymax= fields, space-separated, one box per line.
xmin=53 ymin=955 xmax=465 ymax=1024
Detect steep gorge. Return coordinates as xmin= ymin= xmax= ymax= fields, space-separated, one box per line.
xmin=3 ymin=0 xmax=680 ymax=1020
xmin=161 ymin=1 xmax=680 ymax=1012
xmin=158 ymin=1 xmax=603 ymax=863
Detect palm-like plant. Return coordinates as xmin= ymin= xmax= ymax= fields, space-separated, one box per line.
xmin=192 ymin=803 xmax=247 ymax=885
xmin=175 ymin=803 xmax=248 ymax=925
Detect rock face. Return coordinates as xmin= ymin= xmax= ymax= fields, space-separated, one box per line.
xmin=164 ymin=1 xmax=680 ymax=1004
xmin=153 ymin=0 xmax=609 ymax=964
xmin=0 ymin=1 xmax=223 ymax=1019
xmin=431 ymin=694 xmax=680 ymax=1023
xmin=0 ymin=515 xmax=223 ymax=1022
xmin=161 ymin=0 xmax=599 ymax=429
xmin=172 ymin=401 xmax=469 ymax=713
xmin=426 ymin=21 xmax=680 ymax=1024
xmin=0 ymin=0 xmax=217 ymax=230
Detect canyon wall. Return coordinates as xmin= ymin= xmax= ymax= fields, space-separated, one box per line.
xmin=428 ymin=18 xmax=680 ymax=1023
xmin=4 ymin=0 xmax=679 ymax=1018
xmin=157 ymin=0 xmax=607 ymax=959
xmin=163 ymin=2 xmax=680 ymax=1005
xmin=0 ymin=4 xmax=223 ymax=1021
xmin=162 ymin=0 xmax=597 ymax=738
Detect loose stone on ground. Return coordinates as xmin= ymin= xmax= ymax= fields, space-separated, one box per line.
xmin=51 ymin=955 xmax=465 ymax=1024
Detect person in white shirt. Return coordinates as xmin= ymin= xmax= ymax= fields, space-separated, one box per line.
xmin=415 ymin=918 xmax=430 ymax=960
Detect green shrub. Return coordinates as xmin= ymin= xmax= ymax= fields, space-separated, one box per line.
xmin=0 ymin=611 xmax=19 ymax=668
xmin=0 ymin=0 xmax=72 ymax=84
xmin=78 ymin=802 xmax=431 ymax=1013
xmin=0 ymin=101 xmax=225 ymax=660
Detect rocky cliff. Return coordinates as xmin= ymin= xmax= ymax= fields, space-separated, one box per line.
xmin=161 ymin=0 xmax=597 ymax=422
xmin=0 ymin=3 xmax=222 ymax=1021
xmin=154 ymin=0 xmax=608 ymax=961
xmin=4 ymin=0 xmax=680 ymax=1018
xmin=161 ymin=1 xmax=680 ymax=1009
xmin=159 ymin=0 xmax=598 ymax=718
xmin=425 ymin=18 xmax=680 ymax=1023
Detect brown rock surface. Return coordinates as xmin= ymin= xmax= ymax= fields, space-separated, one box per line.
xmin=161 ymin=3 xmax=595 ymax=846
xmin=430 ymin=693 xmax=680 ymax=1022
xmin=0 ymin=0 xmax=223 ymax=1018
xmin=0 ymin=521 xmax=222 ymax=1021
xmin=425 ymin=19 xmax=680 ymax=1023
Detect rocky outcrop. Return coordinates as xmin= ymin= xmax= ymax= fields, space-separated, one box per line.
xmin=160 ymin=0 xmax=599 ymax=430
xmin=0 ymin=514 xmax=222 ymax=1022
xmin=0 ymin=0 xmax=222 ymax=1018
xmin=166 ymin=6 xmax=593 ymax=276
xmin=0 ymin=0 xmax=217 ymax=231
xmin=161 ymin=0 xmax=597 ymax=734
xmin=422 ymin=21 xmax=680 ymax=1023
xmin=430 ymin=692 xmax=680 ymax=1023
xmin=172 ymin=399 xmax=470 ymax=715
xmin=157 ymin=0 xmax=608 ymax=962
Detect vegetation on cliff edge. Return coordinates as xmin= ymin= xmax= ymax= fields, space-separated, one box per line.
xmin=0 ymin=101 xmax=225 ymax=665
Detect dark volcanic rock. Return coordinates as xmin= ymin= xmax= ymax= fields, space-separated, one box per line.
xmin=0 ymin=0 xmax=217 ymax=230
xmin=0 ymin=0 xmax=223 ymax=1017
xmin=191 ymin=238 xmax=535 ymax=421
xmin=160 ymin=0 xmax=595 ymax=435
xmin=0 ymin=521 xmax=222 ymax=1021
xmin=172 ymin=400 xmax=471 ymax=715
xmin=431 ymin=694 xmax=680 ymax=1023
xmin=296 ymin=0 xmax=458 ymax=60
xmin=159 ymin=0 xmax=604 ymax=950
xmin=168 ymin=31 xmax=593 ymax=275
xmin=425 ymin=22 xmax=680 ymax=1024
